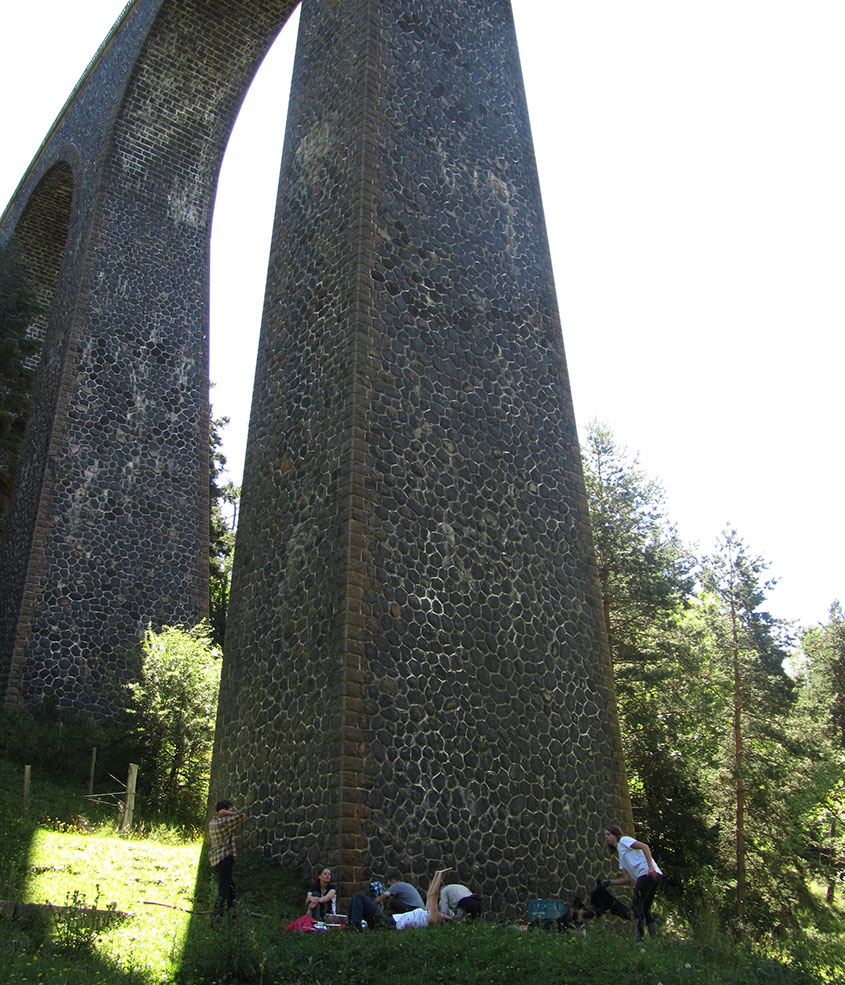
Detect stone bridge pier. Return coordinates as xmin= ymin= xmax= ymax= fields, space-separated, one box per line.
xmin=1 ymin=0 xmax=631 ymax=915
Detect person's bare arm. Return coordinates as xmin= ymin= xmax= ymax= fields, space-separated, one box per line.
xmin=306 ymin=887 xmax=336 ymax=910
xmin=426 ymin=868 xmax=453 ymax=924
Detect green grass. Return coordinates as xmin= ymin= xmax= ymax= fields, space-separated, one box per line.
xmin=1 ymin=761 xmax=842 ymax=985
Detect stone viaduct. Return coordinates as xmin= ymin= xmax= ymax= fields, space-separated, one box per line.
xmin=0 ymin=0 xmax=632 ymax=913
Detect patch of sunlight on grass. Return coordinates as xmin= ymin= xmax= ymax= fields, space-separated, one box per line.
xmin=23 ymin=825 xmax=205 ymax=980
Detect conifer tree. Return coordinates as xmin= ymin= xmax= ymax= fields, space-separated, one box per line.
xmin=792 ymin=603 xmax=845 ymax=904
xmin=701 ymin=530 xmax=796 ymax=924
xmin=209 ymin=414 xmax=238 ymax=649
xmin=582 ymin=421 xmax=713 ymax=902
xmin=581 ymin=420 xmax=694 ymax=667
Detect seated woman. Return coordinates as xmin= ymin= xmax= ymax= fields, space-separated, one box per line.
xmin=348 ymin=868 xmax=453 ymax=930
xmin=305 ymin=866 xmax=337 ymax=921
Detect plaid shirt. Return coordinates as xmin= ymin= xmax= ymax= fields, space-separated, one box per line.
xmin=208 ymin=812 xmax=245 ymax=867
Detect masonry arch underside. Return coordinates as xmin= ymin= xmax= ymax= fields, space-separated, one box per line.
xmin=105 ymin=0 xmax=301 ymax=279
xmin=13 ymin=162 xmax=74 ymax=350
xmin=86 ymin=0 xmax=304 ymax=572
xmin=0 ymin=161 xmax=74 ymax=528
xmin=56 ymin=0 xmax=302 ymax=650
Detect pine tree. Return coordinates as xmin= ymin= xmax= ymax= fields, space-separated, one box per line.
xmin=209 ymin=414 xmax=238 ymax=648
xmin=582 ymin=421 xmax=713 ymax=903
xmin=792 ymin=603 xmax=845 ymax=904
xmin=700 ymin=530 xmax=796 ymax=924
xmin=581 ymin=420 xmax=694 ymax=667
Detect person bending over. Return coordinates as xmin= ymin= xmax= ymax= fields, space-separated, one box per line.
xmin=603 ymin=825 xmax=663 ymax=940
xmin=439 ymin=877 xmax=482 ymax=921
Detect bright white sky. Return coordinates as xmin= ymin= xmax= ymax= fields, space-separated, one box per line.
xmin=2 ymin=1 xmax=843 ymax=630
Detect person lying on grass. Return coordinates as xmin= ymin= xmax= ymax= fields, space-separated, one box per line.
xmin=349 ymin=867 xmax=454 ymax=930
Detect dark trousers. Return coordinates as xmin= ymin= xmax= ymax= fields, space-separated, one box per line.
xmin=457 ymin=894 xmax=482 ymax=920
xmin=215 ymin=854 xmax=237 ymax=912
xmin=348 ymin=892 xmax=385 ymax=929
xmin=632 ymin=875 xmax=660 ymax=940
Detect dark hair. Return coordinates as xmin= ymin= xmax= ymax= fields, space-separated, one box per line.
xmin=216 ymin=799 xmax=233 ymax=812
xmin=385 ymin=868 xmax=402 ymax=884
xmin=606 ymin=824 xmax=623 ymax=854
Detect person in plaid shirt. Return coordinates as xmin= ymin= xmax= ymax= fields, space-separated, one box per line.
xmin=209 ymin=799 xmax=245 ymax=917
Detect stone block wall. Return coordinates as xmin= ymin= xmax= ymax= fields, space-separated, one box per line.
xmin=211 ymin=0 xmax=631 ymax=916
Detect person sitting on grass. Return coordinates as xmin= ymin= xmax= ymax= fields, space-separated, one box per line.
xmin=372 ymin=869 xmax=425 ymax=913
xmin=349 ymin=867 xmax=454 ymax=930
xmin=305 ymin=865 xmax=337 ymax=921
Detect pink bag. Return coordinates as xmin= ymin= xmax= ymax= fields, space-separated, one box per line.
xmin=285 ymin=913 xmax=317 ymax=932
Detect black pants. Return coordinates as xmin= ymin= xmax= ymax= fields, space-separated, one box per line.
xmin=349 ymin=892 xmax=387 ymax=929
xmin=632 ymin=874 xmax=660 ymax=940
xmin=215 ymin=854 xmax=237 ymax=912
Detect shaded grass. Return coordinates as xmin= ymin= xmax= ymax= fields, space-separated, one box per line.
xmin=179 ymin=916 xmax=839 ymax=985
xmin=0 ymin=767 xmax=842 ymax=985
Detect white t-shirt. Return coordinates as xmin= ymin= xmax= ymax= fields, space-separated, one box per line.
xmin=393 ymin=907 xmax=429 ymax=930
xmin=618 ymin=836 xmax=663 ymax=880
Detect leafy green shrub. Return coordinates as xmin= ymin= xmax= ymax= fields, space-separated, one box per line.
xmin=51 ymin=886 xmax=119 ymax=954
xmin=128 ymin=623 xmax=221 ymax=824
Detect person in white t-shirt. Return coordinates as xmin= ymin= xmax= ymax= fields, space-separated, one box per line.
xmin=603 ymin=825 xmax=663 ymax=940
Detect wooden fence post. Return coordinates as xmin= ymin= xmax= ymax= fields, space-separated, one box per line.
xmin=88 ymin=747 xmax=97 ymax=797
xmin=120 ymin=763 xmax=138 ymax=834
xmin=23 ymin=765 xmax=31 ymax=822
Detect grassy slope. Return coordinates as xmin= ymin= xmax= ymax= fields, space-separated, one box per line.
xmin=0 ymin=762 xmax=841 ymax=985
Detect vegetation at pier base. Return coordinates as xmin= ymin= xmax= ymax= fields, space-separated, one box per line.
xmin=0 ymin=760 xmax=841 ymax=985
xmin=127 ymin=623 xmax=222 ymax=825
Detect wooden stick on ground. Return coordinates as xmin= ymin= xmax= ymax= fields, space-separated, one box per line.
xmin=141 ymin=900 xmax=270 ymax=918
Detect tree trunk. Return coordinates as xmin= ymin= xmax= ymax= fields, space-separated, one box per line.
xmin=826 ymin=817 xmax=836 ymax=904
xmin=729 ymin=543 xmax=746 ymax=922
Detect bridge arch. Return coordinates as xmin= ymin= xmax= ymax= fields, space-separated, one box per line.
xmin=13 ymin=160 xmax=75 ymax=346
xmin=0 ymin=0 xmax=301 ymax=708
